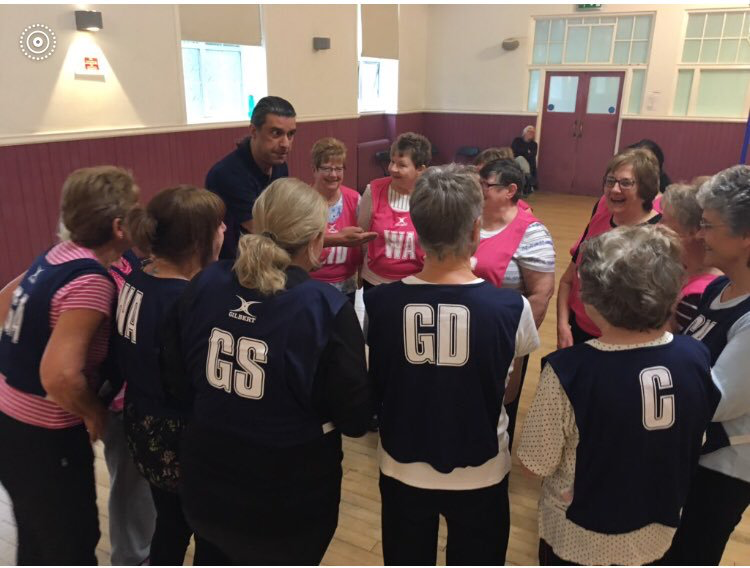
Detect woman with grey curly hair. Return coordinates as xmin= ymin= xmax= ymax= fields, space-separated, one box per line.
xmin=666 ymin=165 xmax=750 ymax=565
xmin=365 ymin=164 xmax=539 ymax=565
xmin=519 ymin=225 xmax=720 ymax=566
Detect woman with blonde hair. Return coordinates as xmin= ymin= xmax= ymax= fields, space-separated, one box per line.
xmin=165 ymin=178 xmax=373 ymax=564
xmin=0 ymin=166 xmax=138 ymax=564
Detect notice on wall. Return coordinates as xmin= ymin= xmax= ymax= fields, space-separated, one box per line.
xmin=75 ymin=54 xmax=105 ymax=80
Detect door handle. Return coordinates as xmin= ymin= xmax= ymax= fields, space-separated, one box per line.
xmin=578 ymin=121 xmax=584 ymax=139
xmin=572 ymin=119 xmax=579 ymax=138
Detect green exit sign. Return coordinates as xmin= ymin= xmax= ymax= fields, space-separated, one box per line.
xmin=577 ymin=4 xmax=602 ymax=10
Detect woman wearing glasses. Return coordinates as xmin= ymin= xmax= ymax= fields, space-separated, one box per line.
xmin=473 ymin=159 xmax=555 ymax=448
xmin=556 ymin=149 xmax=662 ymax=347
xmin=309 ymin=138 xmax=375 ymax=302
xmin=666 ymin=165 xmax=750 ymax=565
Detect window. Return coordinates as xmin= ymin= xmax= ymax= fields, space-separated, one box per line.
xmin=673 ymin=10 xmax=750 ymax=117
xmin=627 ymin=69 xmax=646 ymax=114
xmin=181 ymin=41 xmax=268 ymax=123
xmin=527 ymin=69 xmax=541 ymax=112
xmin=532 ymin=15 xmax=653 ymax=65
xmin=358 ymin=57 xmax=398 ymax=113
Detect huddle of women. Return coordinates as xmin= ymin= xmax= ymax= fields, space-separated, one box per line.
xmin=0 ymin=124 xmax=748 ymax=567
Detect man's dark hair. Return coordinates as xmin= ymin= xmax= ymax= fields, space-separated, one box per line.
xmin=627 ymin=138 xmax=665 ymax=169
xmin=251 ymin=96 xmax=296 ymax=128
xmin=479 ymin=159 xmax=526 ymax=203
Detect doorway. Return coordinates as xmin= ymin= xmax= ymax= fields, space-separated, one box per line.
xmin=538 ymin=71 xmax=625 ymax=196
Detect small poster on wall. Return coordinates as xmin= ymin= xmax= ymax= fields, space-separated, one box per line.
xmin=75 ymin=54 xmax=105 ymax=80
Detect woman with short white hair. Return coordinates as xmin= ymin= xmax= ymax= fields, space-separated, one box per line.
xmin=667 ymin=165 xmax=750 ymax=565
xmin=520 ymin=225 xmax=719 ymax=565
xmin=366 ymin=164 xmax=539 ymax=565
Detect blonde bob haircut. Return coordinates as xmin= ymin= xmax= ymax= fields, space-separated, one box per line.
xmin=234 ymin=178 xmax=327 ymax=295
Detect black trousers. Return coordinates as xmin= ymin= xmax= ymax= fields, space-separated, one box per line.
xmin=0 ymin=411 xmax=100 ymax=565
xmin=504 ymin=354 xmax=530 ymax=452
xmin=665 ymin=465 xmax=750 ymax=565
xmin=379 ymin=473 xmax=510 ymax=566
xmin=180 ymin=424 xmax=342 ymax=565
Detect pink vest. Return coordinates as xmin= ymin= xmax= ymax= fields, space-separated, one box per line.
xmin=568 ymin=206 xmax=614 ymax=337
xmin=366 ymin=177 xmax=425 ymax=281
xmin=680 ymin=272 xmax=718 ymax=300
xmin=312 ymin=186 xmax=362 ymax=284
xmin=518 ymin=199 xmax=532 ymax=212
xmin=474 ymin=207 xmax=539 ymax=288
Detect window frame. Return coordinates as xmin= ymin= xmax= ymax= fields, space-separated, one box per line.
xmin=672 ymin=9 xmax=750 ymax=118
xmin=531 ymin=13 xmax=655 ymax=67
xmin=181 ymin=40 xmax=267 ymax=124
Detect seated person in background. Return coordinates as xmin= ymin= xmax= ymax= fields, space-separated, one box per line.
xmin=511 ymin=126 xmax=538 ymax=191
xmin=660 ymin=182 xmax=721 ymax=332
xmin=519 ymin=225 xmax=720 ymax=566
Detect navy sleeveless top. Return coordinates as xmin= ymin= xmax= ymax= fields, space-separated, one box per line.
xmin=365 ymin=280 xmax=524 ymax=473
xmin=545 ymin=336 xmax=719 ymax=533
xmin=682 ymin=275 xmax=750 ymax=453
xmin=0 ymin=251 xmax=110 ymax=396
xmin=113 ymin=269 xmax=188 ymax=417
xmin=178 ymin=260 xmax=348 ymax=447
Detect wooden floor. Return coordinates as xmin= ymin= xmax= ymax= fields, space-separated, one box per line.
xmin=0 ymin=191 xmax=748 ymax=565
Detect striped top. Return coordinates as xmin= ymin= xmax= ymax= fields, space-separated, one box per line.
xmin=0 ymin=241 xmax=115 ymax=428
xmin=478 ymin=221 xmax=556 ymax=292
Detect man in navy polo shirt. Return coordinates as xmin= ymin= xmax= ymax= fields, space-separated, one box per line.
xmin=206 ymin=96 xmax=296 ymax=260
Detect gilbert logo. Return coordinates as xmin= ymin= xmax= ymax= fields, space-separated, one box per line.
xmin=229 ymin=295 xmax=261 ymax=323
xmin=28 ymin=266 xmax=44 ymax=284
xmin=394 ymin=216 xmax=409 ymax=228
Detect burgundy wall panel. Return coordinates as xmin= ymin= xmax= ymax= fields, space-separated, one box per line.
xmin=421 ymin=112 xmax=532 ymax=165
xmin=618 ymin=119 xmax=748 ymax=184
xmin=3 ymin=112 xmax=744 ymax=284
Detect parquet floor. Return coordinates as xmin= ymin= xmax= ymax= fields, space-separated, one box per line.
xmin=0 ymin=192 xmax=748 ymax=565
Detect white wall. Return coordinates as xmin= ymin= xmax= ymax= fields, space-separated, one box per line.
xmin=424 ymin=3 xmax=748 ymax=116
xmin=263 ymin=4 xmax=359 ymax=120
xmin=397 ymin=4 xmax=428 ymax=113
xmin=3 ymin=3 xmax=747 ymax=143
xmin=0 ymin=4 xmax=184 ymax=137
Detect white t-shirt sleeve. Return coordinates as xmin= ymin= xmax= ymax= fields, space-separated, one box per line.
xmin=515 ymin=222 xmax=557 ymax=273
xmin=357 ymin=185 xmax=373 ymax=230
xmin=711 ymin=313 xmax=750 ymax=423
xmin=514 ymin=295 xmax=540 ymax=358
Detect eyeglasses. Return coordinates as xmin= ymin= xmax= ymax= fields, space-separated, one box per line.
xmin=480 ymin=180 xmax=506 ymax=191
xmin=603 ymin=176 xmax=636 ymax=190
xmin=699 ymin=219 xmax=726 ymax=230
xmin=318 ymin=166 xmax=345 ymax=174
